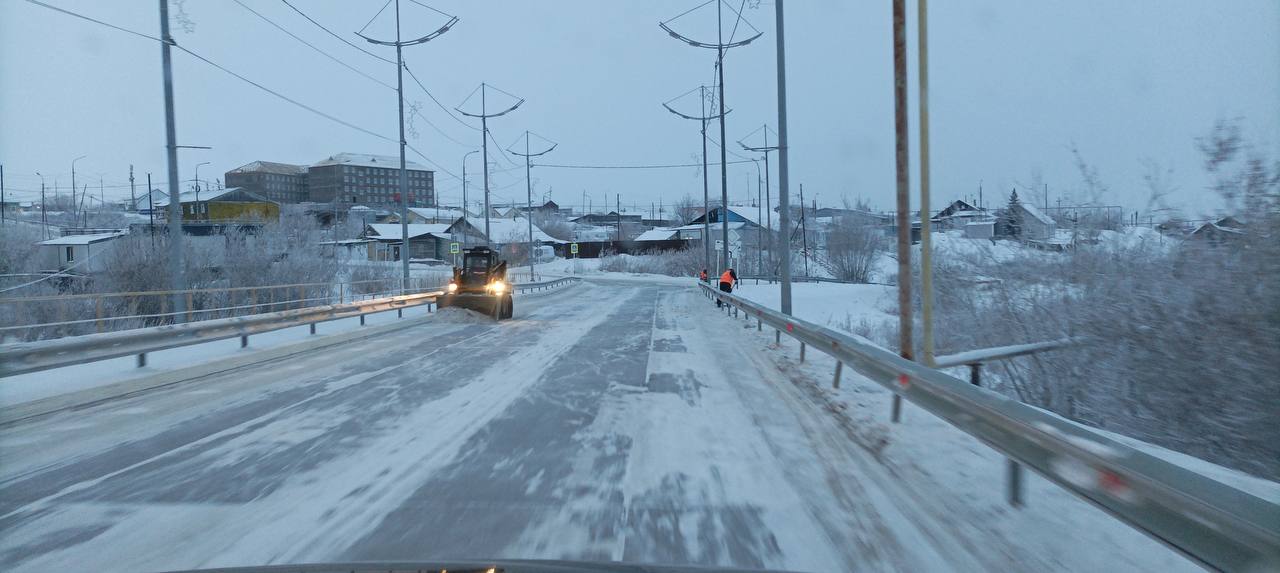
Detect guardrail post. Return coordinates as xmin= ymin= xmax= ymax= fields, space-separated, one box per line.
xmin=775 ymin=329 xmax=780 ymax=345
xmin=397 ymin=308 xmax=403 ymax=318
xmin=240 ymin=335 xmax=249 ymax=348
xmin=186 ymin=292 xmax=194 ymax=323
xmin=297 ymin=286 xmax=304 ymax=309
xmin=428 ymin=302 xmax=433 ymax=313
xmin=359 ymin=314 xmax=366 ymax=326
xmin=309 ymin=323 xmax=316 ymax=335
xmin=95 ymin=297 xmax=104 ymax=333
xmin=757 ymin=318 xmax=761 ymax=331
xmin=1006 ymin=459 xmax=1024 ymax=507
xmin=969 ymin=363 xmax=982 ymax=386
xmin=800 ymin=342 xmax=806 ymax=362
xmin=891 ymin=394 xmax=902 ymax=423
xmin=833 ymin=361 xmax=843 ymax=388
xmin=137 ymin=353 xmax=146 ymax=368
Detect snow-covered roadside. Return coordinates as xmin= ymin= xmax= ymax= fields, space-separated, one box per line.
xmin=728 ymin=279 xmax=1280 ymax=510
xmin=0 ymin=304 xmax=437 ymax=407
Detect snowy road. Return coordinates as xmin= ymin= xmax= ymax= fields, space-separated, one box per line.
xmin=0 ymin=280 xmax=1191 ymax=572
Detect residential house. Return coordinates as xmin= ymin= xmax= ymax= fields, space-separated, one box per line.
xmin=363 ymin=223 xmax=453 ymax=262
xmin=1013 ymin=201 xmax=1056 ymax=241
xmin=1187 ymin=216 xmax=1246 ymax=246
xmin=38 ymin=232 xmax=126 ymax=273
xmin=155 ymin=187 xmax=280 ymax=223
xmin=403 ymin=206 xmax=471 ymax=225
xmin=931 ymin=200 xmax=991 ymax=230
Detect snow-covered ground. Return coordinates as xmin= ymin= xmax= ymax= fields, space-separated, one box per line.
xmin=2 ymin=269 xmax=1270 ymax=572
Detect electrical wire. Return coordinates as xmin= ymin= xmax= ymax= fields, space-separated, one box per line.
xmin=404 ymin=63 xmax=480 ymax=131
xmin=539 ymin=160 xmax=754 ymax=170
xmin=233 ymin=0 xmax=395 ymax=90
xmin=358 ymin=0 xmax=394 ymax=36
xmin=21 ymin=0 xmax=160 ymax=41
xmin=278 ymin=0 xmax=396 ymax=64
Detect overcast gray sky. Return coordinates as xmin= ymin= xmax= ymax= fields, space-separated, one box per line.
xmin=2 ymin=0 xmax=1276 ymax=218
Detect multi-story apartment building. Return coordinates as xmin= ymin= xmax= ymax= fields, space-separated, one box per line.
xmin=223 ymin=153 xmax=435 ymax=208
xmin=307 ymin=153 xmax=434 ymax=207
xmin=224 ymin=161 xmax=308 ymax=203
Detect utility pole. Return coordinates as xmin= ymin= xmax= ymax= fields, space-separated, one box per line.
xmin=462 ymin=149 xmax=478 ymax=248
xmin=159 ymin=0 xmax=187 ymax=320
xmin=661 ymin=0 xmax=761 ymax=272
xmin=0 ymin=163 xmax=5 ymax=227
xmin=71 ymin=154 xmax=86 ymax=223
xmin=663 ymin=84 xmax=728 ymax=275
xmin=775 ymin=0 xmax=794 ymax=315
xmin=507 ymin=131 xmax=556 ymax=281
xmin=35 ymin=172 xmax=47 ymax=238
xmin=616 ymin=194 xmax=622 ymax=242
xmin=129 ymin=165 xmax=136 ymax=213
xmin=892 ymin=0 xmax=911 ymax=422
xmin=798 ymin=183 xmax=810 ymax=277
xmin=457 ymin=83 xmax=523 ymax=248
xmin=359 ymin=0 xmax=457 ymax=292
xmin=740 ymin=124 xmax=778 ymax=276
xmin=147 ymin=173 xmax=156 ymax=246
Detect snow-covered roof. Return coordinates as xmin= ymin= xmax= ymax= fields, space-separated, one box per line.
xmin=40 ymin=232 xmax=125 ymax=246
xmin=155 ymin=187 xmax=271 ymax=206
xmin=460 ymin=216 xmax=565 ymax=244
xmin=674 ymin=222 xmax=747 ymax=232
xmin=365 ymin=223 xmax=451 ymax=241
xmin=1017 ymin=202 xmax=1055 ymax=225
xmin=227 ymin=160 xmax=306 ymax=175
xmin=314 ymin=153 xmax=429 ymax=171
xmin=407 ymin=206 xmax=469 ymax=221
xmin=634 ymin=227 xmax=679 ymax=241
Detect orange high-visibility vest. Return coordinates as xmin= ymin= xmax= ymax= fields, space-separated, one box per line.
xmin=719 ymin=270 xmax=734 ymax=284
xmin=699 ymin=271 xmax=708 ymax=281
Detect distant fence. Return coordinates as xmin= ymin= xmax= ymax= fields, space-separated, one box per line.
xmin=559 ymin=239 xmax=695 ymax=258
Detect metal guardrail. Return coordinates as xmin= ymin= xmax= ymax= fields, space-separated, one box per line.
xmin=699 ymin=283 xmax=1279 ymax=572
xmin=0 ymin=278 xmax=580 ymax=378
xmin=513 ymin=277 xmax=580 ymax=294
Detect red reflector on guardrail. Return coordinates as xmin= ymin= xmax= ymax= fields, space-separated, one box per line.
xmin=898 ymin=373 xmax=910 ymax=388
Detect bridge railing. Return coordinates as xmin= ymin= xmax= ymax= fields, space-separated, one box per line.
xmin=0 ymin=277 xmax=580 ymax=378
xmin=699 ymin=282 xmax=1279 ymax=572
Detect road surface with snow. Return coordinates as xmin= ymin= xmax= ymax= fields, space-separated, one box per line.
xmin=0 ymin=279 xmax=1196 ymax=572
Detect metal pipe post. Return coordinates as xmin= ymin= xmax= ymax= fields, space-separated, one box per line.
xmin=919 ymin=0 xmax=935 ymax=367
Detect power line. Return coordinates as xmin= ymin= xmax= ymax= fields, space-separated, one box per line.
xmin=403 ymin=63 xmax=480 ymax=131
xmin=539 ymin=159 xmax=754 ymax=170
xmin=278 ymin=0 xmax=396 ymax=64
xmin=22 ymin=0 xmax=160 ymax=42
xmin=176 ymin=45 xmax=394 ymax=143
xmin=233 ymin=0 xmax=395 ymax=90
xmin=236 ymin=0 xmax=472 ymax=153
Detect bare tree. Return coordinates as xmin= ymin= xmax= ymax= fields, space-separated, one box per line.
xmin=674 ymin=194 xmax=702 ymax=225
xmin=825 ymin=220 xmax=885 ymax=282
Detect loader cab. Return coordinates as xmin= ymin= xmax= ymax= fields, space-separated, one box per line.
xmin=451 ymin=246 xmax=508 ymax=292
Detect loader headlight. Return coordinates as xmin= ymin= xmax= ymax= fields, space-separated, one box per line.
xmin=487 ymin=281 xmax=506 ymax=294
xmin=447 ymin=282 xmax=458 ymax=293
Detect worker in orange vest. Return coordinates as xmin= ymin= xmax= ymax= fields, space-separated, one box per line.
xmin=699 ymin=269 xmax=708 ymax=283
xmin=715 ymin=268 xmax=737 ymax=307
